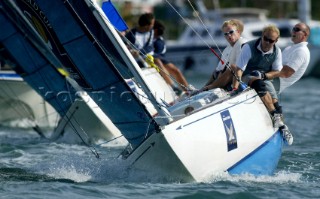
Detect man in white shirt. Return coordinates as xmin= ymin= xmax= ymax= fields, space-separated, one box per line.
xmin=275 ymin=22 xmax=310 ymax=94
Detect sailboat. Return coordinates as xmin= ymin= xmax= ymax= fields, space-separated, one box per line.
xmin=0 ymin=0 xmax=285 ymax=182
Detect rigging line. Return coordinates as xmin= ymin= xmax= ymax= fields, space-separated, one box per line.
xmin=57 ymin=104 xmax=100 ymax=159
xmin=62 ymin=78 xmax=100 ymax=159
xmin=224 ymin=61 xmax=242 ymax=83
xmin=187 ymin=0 xmax=224 ymax=55
xmin=144 ymin=118 xmax=153 ymax=139
xmin=164 ymin=0 xmax=225 ymax=65
xmin=95 ymin=135 xmax=124 ymax=147
xmin=164 ymin=0 xmax=211 ymax=50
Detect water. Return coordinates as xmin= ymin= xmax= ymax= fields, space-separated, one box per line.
xmin=1 ymin=77 xmax=320 ymax=199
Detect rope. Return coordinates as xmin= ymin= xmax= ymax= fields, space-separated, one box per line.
xmin=95 ymin=135 xmax=124 ymax=147
xmin=144 ymin=54 xmax=160 ymax=72
xmin=164 ymin=0 xmax=213 ymax=51
xmin=187 ymin=0 xmax=224 ymax=56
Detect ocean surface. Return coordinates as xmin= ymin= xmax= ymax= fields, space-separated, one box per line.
xmin=1 ymin=77 xmax=320 ymax=199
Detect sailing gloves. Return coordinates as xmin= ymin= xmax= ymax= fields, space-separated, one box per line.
xmin=250 ymin=70 xmax=267 ymax=80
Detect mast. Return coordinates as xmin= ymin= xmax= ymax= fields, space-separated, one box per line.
xmin=298 ymin=0 xmax=311 ymax=24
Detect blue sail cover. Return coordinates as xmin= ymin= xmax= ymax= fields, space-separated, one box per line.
xmin=0 ymin=1 xmax=76 ymax=117
xmin=5 ymin=0 xmax=159 ymax=148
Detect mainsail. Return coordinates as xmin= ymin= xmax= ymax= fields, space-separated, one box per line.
xmin=1 ymin=0 xmax=163 ymax=147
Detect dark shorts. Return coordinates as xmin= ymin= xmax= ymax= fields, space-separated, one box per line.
xmin=242 ymin=75 xmax=280 ymax=99
xmin=264 ymin=80 xmax=278 ymax=100
xmin=160 ymin=58 xmax=169 ymax=65
xmin=212 ymin=67 xmax=227 ymax=79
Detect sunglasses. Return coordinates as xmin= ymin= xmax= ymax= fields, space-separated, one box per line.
xmin=292 ymin=27 xmax=305 ymax=33
xmin=223 ymin=30 xmax=236 ymax=36
xmin=263 ymin=36 xmax=277 ymax=43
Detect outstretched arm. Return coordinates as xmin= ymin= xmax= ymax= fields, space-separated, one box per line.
xmin=265 ymin=70 xmax=281 ymax=79
xmin=273 ymin=65 xmax=295 ymax=78
xmin=232 ymin=66 xmax=243 ymax=89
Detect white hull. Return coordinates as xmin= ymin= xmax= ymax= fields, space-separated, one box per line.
xmin=51 ymin=91 xmax=127 ymax=146
xmin=123 ymin=89 xmax=283 ymax=182
xmin=0 ymin=71 xmax=59 ymax=129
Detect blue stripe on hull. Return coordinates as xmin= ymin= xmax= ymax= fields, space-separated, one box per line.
xmin=0 ymin=73 xmax=21 ymax=79
xmin=228 ymin=131 xmax=283 ymax=175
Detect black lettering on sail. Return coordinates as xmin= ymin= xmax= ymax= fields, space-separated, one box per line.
xmin=16 ymin=0 xmax=91 ymax=89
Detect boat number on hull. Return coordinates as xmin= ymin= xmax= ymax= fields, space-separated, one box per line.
xmin=220 ymin=110 xmax=238 ymax=151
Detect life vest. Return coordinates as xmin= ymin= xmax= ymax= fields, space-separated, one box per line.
xmin=125 ymin=28 xmax=154 ymax=55
xmin=243 ymin=38 xmax=278 ymax=76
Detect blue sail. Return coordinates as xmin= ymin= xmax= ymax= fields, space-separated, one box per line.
xmin=102 ymin=0 xmax=128 ymax=32
xmin=0 ymin=2 xmax=76 ymax=117
xmin=4 ymin=0 xmax=159 ymax=148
